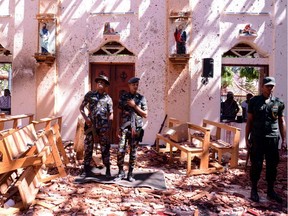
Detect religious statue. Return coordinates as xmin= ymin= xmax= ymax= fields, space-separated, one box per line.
xmin=103 ymin=22 xmax=115 ymax=35
xmin=39 ymin=23 xmax=50 ymax=54
xmin=239 ymin=24 xmax=257 ymax=36
xmin=174 ymin=24 xmax=187 ymax=54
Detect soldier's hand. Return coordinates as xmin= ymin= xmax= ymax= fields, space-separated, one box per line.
xmin=246 ymin=138 xmax=252 ymax=150
xmin=281 ymin=141 xmax=287 ymax=152
xmin=85 ymin=118 xmax=92 ymax=127
xmin=127 ymin=99 xmax=136 ymax=108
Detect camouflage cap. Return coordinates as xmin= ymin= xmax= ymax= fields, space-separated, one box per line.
xmin=95 ymin=75 xmax=110 ymax=86
xmin=263 ymin=76 xmax=276 ymax=86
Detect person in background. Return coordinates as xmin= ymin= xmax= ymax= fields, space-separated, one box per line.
xmin=221 ymin=91 xmax=240 ymax=122
xmin=79 ymin=75 xmax=113 ymax=178
xmin=246 ymin=76 xmax=286 ymax=203
xmin=114 ymin=77 xmax=148 ymax=182
xmin=241 ymin=93 xmax=253 ymax=122
xmin=0 ymin=89 xmax=11 ymax=115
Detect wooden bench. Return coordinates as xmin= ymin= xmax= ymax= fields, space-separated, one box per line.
xmin=32 ymin=115 xmax=63 ymax=133
xmin=32 ymin=116 xmax=69 ymax=165
xmin=202 ymin=119 xmax=241 ymax=168
xmin=0 ymin=113 xmax=34 ymax=132
xmin=0 ymin=124 xmax=67 ymax=212
xmin=156 ymin=121 xmax=224 ymax=175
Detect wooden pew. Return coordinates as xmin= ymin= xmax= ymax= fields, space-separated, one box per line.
xmin=32 ymin=115 xmax=62 ymax=133
xmin=0 ymin=113 xmax=34 ymax=131
xmin=32 ymin=116 xmax=69 ymax=165
xmin=0 ymin=124 xmax=67 ymax=211
xmin=155 ymin=121 xmax=224 ymax=175
xmin=0 ymin=124 xmax=66 ymax=176
xmin=202 ymin=119 xmax=241 ymax=168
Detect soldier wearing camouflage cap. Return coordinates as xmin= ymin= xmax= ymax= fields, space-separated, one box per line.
xmin=246 ymin=76 xmax=286 ymax=203
xmin=79 ymin=75 xmax=113 ymax=179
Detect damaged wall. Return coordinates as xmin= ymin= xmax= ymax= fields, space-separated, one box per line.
xmin=0 ymin=0 xmax=287 ymax=145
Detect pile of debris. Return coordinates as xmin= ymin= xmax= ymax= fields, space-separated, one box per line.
xmin=14 ymin=144 xmax=287 ymax=215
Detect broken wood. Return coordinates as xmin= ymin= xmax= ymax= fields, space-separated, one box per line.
xmin=73 ymin=117 xmax=85 ymax=160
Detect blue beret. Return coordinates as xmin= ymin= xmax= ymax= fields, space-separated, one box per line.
xmin=128 ymin=77 xmax=140 ymax=84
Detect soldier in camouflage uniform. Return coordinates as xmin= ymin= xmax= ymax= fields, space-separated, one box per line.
xmin=79 ymin=75 xmax=113 ymax=178
xmin=115 ymin=77 xmax=148 ymax=182
xmin=246 ymin=77 xmax=286 ymax=203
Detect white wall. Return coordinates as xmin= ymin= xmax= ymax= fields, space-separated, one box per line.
xmin=0 ymin=0 xmax=286 ymax=144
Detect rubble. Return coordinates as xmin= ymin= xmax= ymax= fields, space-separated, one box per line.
xmin=14 ymin=145 xmax=287 ymax=215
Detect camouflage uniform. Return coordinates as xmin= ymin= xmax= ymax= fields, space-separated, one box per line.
xmin=83 ymin=91 xmax=113 ymax=168
xmin=117 ymin=91 xmax=148 ymax=172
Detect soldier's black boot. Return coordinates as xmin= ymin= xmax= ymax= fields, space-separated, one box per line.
xmin=105 ymin=165 xmax=111 ymax=178
xmin=267 ymin=182 xmax=283 ymax=203
xmin=250 ymin=182 xmax=259 ymax=202
xmin=80 ymin=165 xmax=97 ymax=178
xmin=127 ymin=167 xmax=135 ymax=182
xmin=114 ymin=167 xmax=125 ymax=181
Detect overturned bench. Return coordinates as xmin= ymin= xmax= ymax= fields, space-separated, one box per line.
xmin=32 ymin=116 xmax=69 ymax=165
xmin=0 ymin=123 xmax=67 ymax=213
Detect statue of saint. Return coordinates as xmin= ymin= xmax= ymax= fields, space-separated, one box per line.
xmin=39 ymin=23 xmax=50 ymax=54
xmin=174 ymin=24 xmax=187 ymax=54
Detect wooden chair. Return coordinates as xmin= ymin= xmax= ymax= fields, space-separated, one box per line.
xmin=156 ymin=120 xmax=224 ymax=175
xmin=155 ymin=117 xmax=182 ymax=153
xmin=202 ymin=119 xmax=241 ymax=168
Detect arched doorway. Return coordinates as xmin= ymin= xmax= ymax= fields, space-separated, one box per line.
xmin=221 ymin=42 xmax=269 ymax=147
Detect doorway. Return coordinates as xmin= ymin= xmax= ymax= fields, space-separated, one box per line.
xmin=0 ymin=63 xmax=12 ymax=114
xmin=90 ymin=63 xmax=135 ymax=144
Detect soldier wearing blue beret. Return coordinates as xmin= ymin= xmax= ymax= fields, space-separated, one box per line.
xmin=115 ymin=77 xmax=148 ymax=182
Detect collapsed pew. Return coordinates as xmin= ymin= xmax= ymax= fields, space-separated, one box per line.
xmin=0 ymin=122 xmax=67 ymax=213
xmin=0 ymin=113 xmax=34 ymax=136
xmin=32 ymin=116 xmax=69 ymax=165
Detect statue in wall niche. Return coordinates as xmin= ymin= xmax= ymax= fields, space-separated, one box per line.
xmin=239 ymin=24 xmax=257 ymax=36
xmin=174 ymin=24 xmax=187 ymax=54
xmin=103 ymin=22 xmax=116 ymax=35
xmin=39 ymin=23 xmax=50 ymax=54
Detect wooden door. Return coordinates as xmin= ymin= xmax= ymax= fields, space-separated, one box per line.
xmin=90 ymin=63 xmax=135 ymax=144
